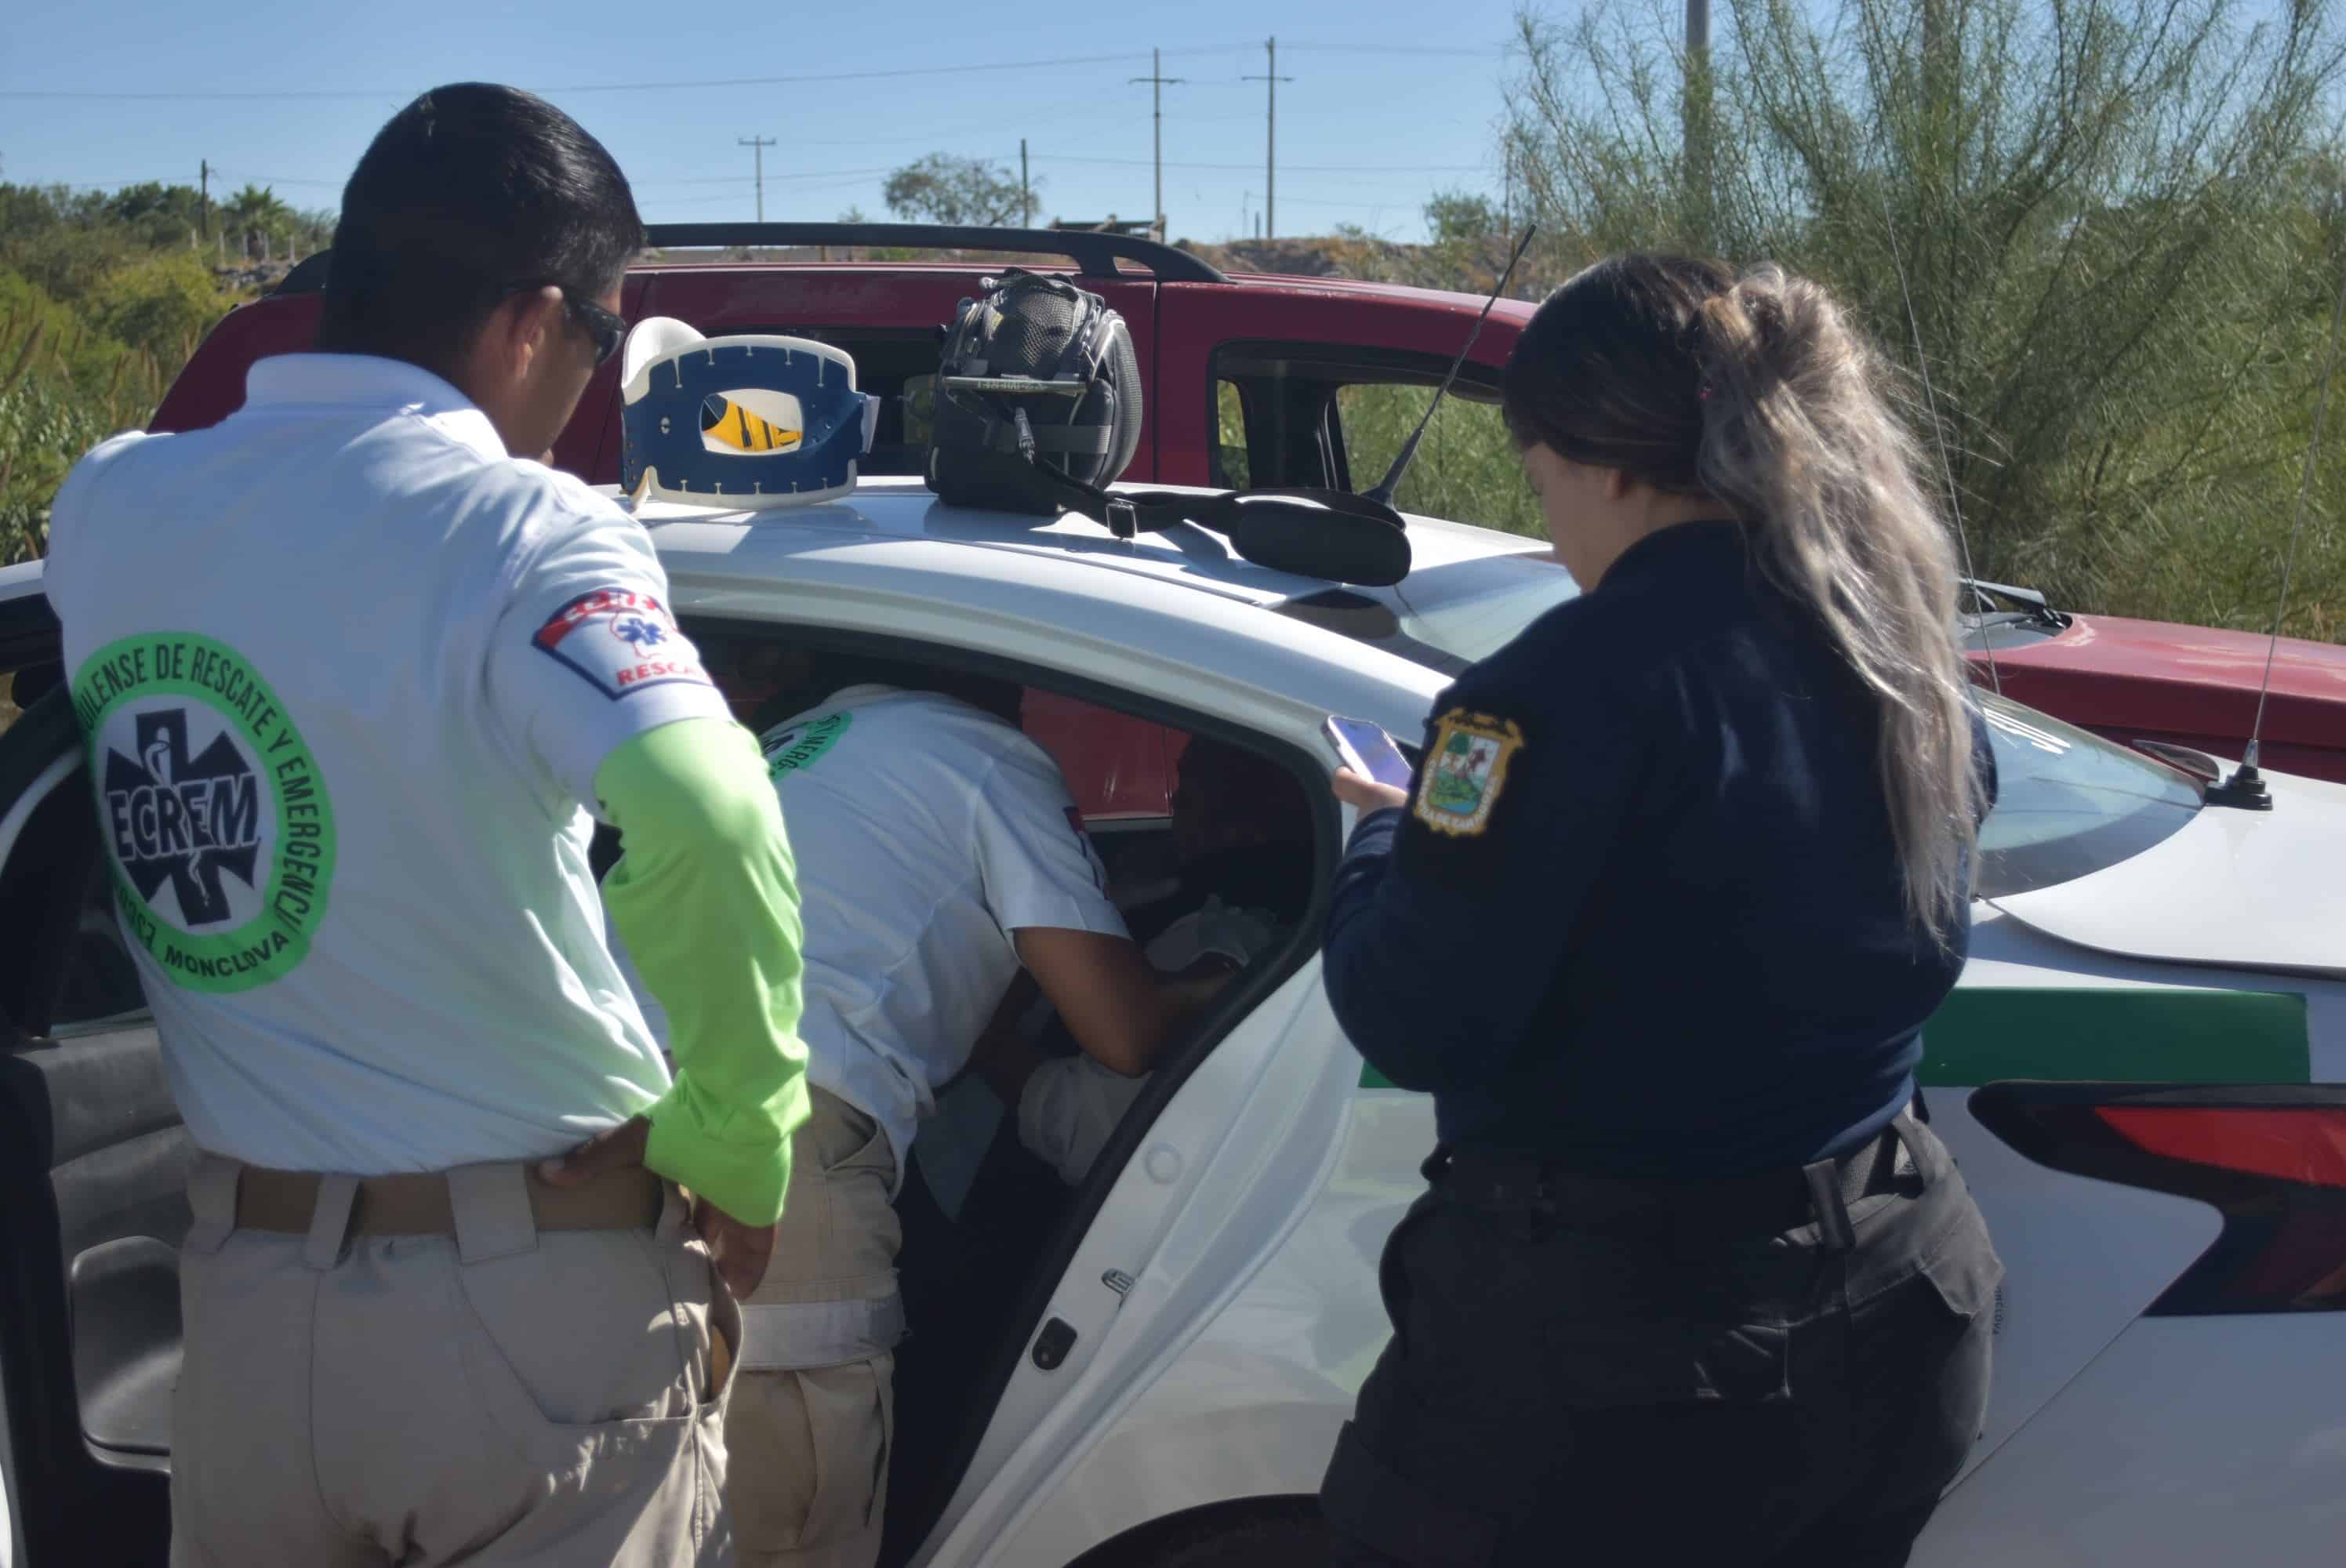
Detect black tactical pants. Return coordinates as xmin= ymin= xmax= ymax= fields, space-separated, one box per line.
xmin=1321 ymin=1113 xmax=2000 ymax=1568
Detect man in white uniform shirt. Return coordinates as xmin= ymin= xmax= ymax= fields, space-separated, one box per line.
xmin=45 ymin=85 xmax=809 ymax=1566
xmin=679 ymin=652 xmax=1219 ymax=1568
xmin=980 ymin=734 xmax=1317 ymax=1185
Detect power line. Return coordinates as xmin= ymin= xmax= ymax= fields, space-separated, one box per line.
xmin=1276 ymin=42 xmax=1505 ymax=56
xmin=0 ymin=47 xmax=1247 ymax=102
xmin=0 ymin=40 xmax=1504 ymax=103
xmin=1029 ymin=153 xmax=1479 ymax=174
xmin=208 ymin=165 xmax=892 ymax=191
xmin=208 ymin=168 xmax=341 ymax=188
xmin=645 ymin=175 xmax=888 ymax=212
xmin=36 ymin=177 xmax=180 ymax=191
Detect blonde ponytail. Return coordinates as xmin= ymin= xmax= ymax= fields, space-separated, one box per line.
xmin=1693 ymin=266 xmax=1986 ymax=945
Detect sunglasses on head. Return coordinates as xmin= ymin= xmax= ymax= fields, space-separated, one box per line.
xmin=494 ymin=281 xmax=627 ymax=367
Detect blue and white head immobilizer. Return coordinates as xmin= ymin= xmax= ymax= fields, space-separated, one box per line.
xmin=619 ymin=318 xmax=883 ymax=509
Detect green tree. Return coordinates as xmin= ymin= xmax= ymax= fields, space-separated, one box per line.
xmin=1425 ymin=191 xmax=1504 ymax=245
xmin=1501 ymin=0 xmax=2346 ymax=638
xmin=92 ymin=252 xmax=234 ymax=361
xmin=222 ymin=183 xmax=293 ymax=261
xmin=881 ymin=154 xmax=1037 ymax=227
xmin=0 ymin=268 xmax=167 ymax=563
xmin=104 ymin=182 xmax=207 ymax=248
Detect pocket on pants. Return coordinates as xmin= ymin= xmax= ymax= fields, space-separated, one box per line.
xmin=1916 ymin=1207 xmax=2005 ymax=1327
xmin=1545 ymin=1317 xmax=1793 ymax=1409
xmin=727 ymin=1354 xmax=894 ymax=1556
xmin=452 ymin=1228 xmax=706 ymax=1435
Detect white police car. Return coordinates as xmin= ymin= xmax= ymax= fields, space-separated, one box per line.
xmin=0 ymin=479 xmax=2341 ymax=1568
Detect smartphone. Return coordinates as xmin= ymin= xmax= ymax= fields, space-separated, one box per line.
xmin=1324 ymin=715 xmax=1415 ymax=790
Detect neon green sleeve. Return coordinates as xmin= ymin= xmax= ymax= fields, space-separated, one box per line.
xmin=595 ymin=717 xmax=809 ymax=1225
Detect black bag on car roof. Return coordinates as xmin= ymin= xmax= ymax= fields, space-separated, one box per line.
xmin=924 ymin=268 xmax=1142 ymax=515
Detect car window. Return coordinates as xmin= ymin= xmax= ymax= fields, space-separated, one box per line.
xmin=55 ymin=866 xmax=149 ymax=1033
xmin=1331 ymin=383 xmax=1542 ymax=537
xmin=0 ymin=663 xmax=151 ymax=1026
xmin=1974 ymin=693 xmax=2203 ymax=897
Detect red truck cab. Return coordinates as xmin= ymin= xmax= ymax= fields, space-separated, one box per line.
xmin=151 ymin=224 xmax=2346 ymax=790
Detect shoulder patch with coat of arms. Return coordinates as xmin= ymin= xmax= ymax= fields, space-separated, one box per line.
xmin=1411 ymin=709 xmax=1525 ymax=838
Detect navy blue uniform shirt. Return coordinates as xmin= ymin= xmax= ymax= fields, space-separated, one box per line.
xmin=1324 ymin=519 xmax=1997 ymax=1178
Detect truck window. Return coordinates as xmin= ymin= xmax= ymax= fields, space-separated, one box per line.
xmin=1331 ymin=384 xmax=1540 ymax=538
xmin=1213 ymin=383 xmax=1251 ymax=489
xmin=1208 ymin=343 xmax=1536 ymax=537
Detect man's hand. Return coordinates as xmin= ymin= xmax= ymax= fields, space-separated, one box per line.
xmin=687 ymin=1196 xmax=778 ymax=1302
xmin=540 ymin=1116 xmax=779 ymax=1299
xmin=1332 ymin=766 xmax=1410 ymax=815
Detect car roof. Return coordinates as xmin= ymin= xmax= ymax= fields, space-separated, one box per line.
xmin=0 ymin=479 xmax=1545 ymax=737
xmin=632 ymin=477 xmax=1549 ymax=607
xmin=630 ymin=477 xmax=1556 ymax=731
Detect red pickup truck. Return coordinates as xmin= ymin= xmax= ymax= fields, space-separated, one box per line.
xmin=148 ymin=222 xmax=2346 ymax=790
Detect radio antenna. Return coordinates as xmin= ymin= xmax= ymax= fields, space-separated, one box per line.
xmin=2205 ymin=229 xmax=2346 ymax=811
xmin=1364 ymin=224 xmax=1538 ymax=510
xmin=1872 ymin=184 xmax=2001 ymax=698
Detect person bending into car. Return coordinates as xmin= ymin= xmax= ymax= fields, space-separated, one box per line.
xmin=623 ymin=648 xmax=1223 ymax=1568
xmin=975 ymin=734 xmax=1316 ymax=1185
xmin=1316 ymin=255 xmax=2005 ymax=1567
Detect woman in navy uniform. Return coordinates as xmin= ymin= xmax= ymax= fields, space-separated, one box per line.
xmin=1317 ymin=254 xmax=2003 ymax=1567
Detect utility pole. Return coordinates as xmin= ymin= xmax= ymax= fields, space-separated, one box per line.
xmin=1128 ymin=47 xmax=1186 ymax=242
xmin=1502 ymin=136 xmax=1516 ymax=246
xmin=198 ymin=159 xmax=210 ymax=241
xmin=1243 ymin=37 xmax=1294 ymax=240
xmin=738 ymin=136 xmax=776 ymax=223
xmin=1021 ymin=137 xmax=1031 ymax=226
xmin=1683 ymin=0 xmax=1714 ymax=240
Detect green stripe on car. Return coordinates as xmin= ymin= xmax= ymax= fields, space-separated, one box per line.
xmin=1356 ymin=987 xmax=2312 ymax=1091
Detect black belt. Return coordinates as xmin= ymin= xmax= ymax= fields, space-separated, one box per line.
xmin=1426 ymin=1115 xmax=1915 ymax=1252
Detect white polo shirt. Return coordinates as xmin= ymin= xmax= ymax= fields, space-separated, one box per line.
xmin=753 ymin=684 xmax=1128 ymax=1178
xmin=45 ymin=353 xmax=732 ymax=1175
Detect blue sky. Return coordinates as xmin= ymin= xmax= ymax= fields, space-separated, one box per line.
xmin=0 ymin=0 xmax=1527 ymax=245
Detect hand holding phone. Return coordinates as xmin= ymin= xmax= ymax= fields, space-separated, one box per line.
xmin=1324 ymin=716 xmax=1414 ymax=791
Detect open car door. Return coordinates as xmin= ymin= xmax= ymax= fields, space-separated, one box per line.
xmin=0 ymin=691 xmax=183 ymax=1567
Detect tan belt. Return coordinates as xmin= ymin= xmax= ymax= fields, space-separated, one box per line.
xmin=232 ymin=1162 xmax=666 ymax=1237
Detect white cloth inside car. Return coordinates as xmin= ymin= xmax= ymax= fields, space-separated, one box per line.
xmin=1015 ymin=897 xmax=1287 ymax=1186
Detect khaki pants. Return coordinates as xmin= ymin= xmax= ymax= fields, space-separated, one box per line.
xmin=168 ymin=1154 xmax=739 ymax=1567
xmin=727 ymin=1088 xmax=902 ymax=1568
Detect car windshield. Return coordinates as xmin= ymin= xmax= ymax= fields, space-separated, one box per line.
xmin=1276 ymin=558 xmax=2205 ymax=898
xmin=1272 ymin=549 xmax=1581 ymax=676
xmin=1973 ymin=691 xmax=2203 ymax=896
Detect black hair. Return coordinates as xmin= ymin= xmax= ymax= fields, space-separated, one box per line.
xmin=316 ymin=83 xmax=643 ymax=371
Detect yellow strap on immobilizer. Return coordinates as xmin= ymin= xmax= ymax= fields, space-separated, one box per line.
xmin=701 ymin=396 xmax=801 ymax=452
